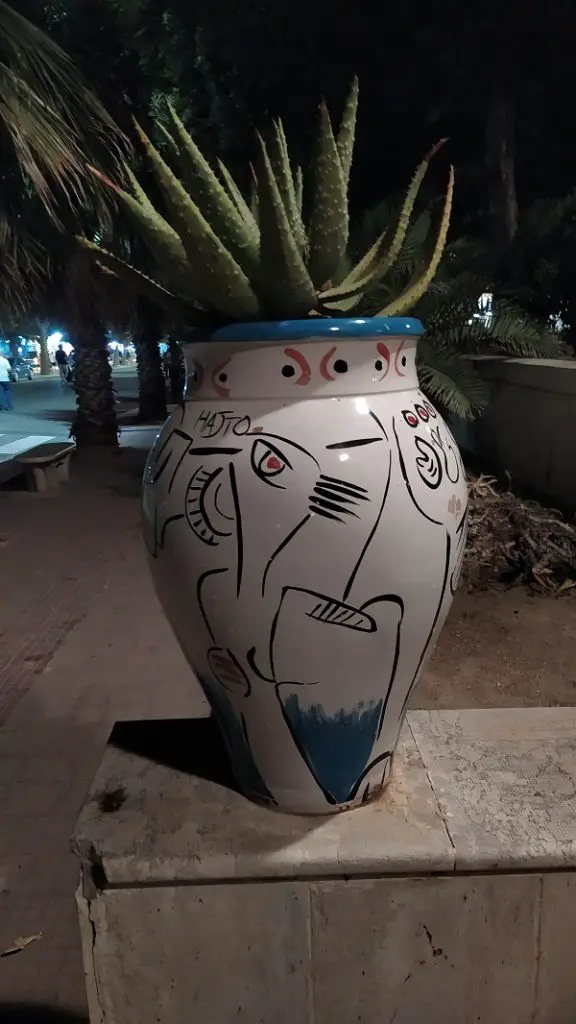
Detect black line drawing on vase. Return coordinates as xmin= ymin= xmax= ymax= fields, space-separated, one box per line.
xmin=450 ymin=506 xmax=469 ymax=595
xmin=399 ymin=530 xmax=452 ymax=718
xmin=271 ymin=586 xmax=404 ymax=805
xmin=414 ymin=436 xmax=443 ymax=489
xmin=429 ymin=424 xmax=462 ymax=483
xmin=145 ymin=398 xmax=465 ymax=809
xmin=197 ymin=671 xmax=276 ymax=806
xmin=185 ymin=465 xmax=234 ymax=546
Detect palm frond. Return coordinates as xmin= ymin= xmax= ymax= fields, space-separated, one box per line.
xmin=0 ymin=0 xmax=130 ymax=218
xmin=353 ymin=188 xmax=564 ymax=418
xmin=417 ymin=340 xmax=489 ymax=420
xmin=0 ymin=210 xmax=49 ymax=315
xmin=482 ymin=300 xmax=562 ymax=357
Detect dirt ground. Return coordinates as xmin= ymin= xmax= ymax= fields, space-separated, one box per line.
xmin=416 ymin=588 xmax=576 ymax=709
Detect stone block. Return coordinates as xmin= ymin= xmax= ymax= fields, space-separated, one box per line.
xmin=72 ymin=709 xmax=576 ymax=1024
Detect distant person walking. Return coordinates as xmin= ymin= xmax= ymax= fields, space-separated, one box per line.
xmin=55 ymin=344 xmax=69 ymax=384
xmin=0 ymin=353 xmax=14 ymax=410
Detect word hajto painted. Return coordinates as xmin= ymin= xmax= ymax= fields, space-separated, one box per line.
xmin=193 ymin=409 xmax=252 ymax=439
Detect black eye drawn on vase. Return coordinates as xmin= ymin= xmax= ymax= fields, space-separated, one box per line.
xmin=402 ymin=409 xmax=419 ymax=428
xmin=320 ymin=346 xmax=348 ymax=380
xmin=251 ymin=439 xmax=292 ymax=488
xmin=394 ymin=341 xmax=408 ymax=377
xmin=218 ymin=372 xmax=228 ymax=383
xmin=282 ymin=346 xmax=311 ymax=385
xmin=374 ymin=343 xmax=391 ymax=382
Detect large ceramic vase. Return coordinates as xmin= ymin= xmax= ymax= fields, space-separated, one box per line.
xmin=142 ymin=317 xmax=468 ymax=814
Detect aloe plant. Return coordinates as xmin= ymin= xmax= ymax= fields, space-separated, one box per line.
xmin=80 ymin=81 xmax=453 ymax=324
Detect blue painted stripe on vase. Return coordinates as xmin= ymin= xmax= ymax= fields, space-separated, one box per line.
xmin=281 ymin=694 xmax=383 ymax=804
xmin=210 ymin=317 xmax=424 ymax=343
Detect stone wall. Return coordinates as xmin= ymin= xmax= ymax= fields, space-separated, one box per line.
xmin=452 ymin=357 xmax=576 ymax=511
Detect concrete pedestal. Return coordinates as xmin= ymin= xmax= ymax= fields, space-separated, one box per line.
xmin=72 ymin=709 xmax=576 ymax=1024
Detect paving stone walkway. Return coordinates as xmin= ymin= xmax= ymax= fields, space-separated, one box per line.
xmin=0 ymin=450 xmax=206 ymax=1020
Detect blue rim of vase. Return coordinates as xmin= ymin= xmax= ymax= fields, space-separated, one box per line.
xmin=209 ymin=316 xmax=424 ymax=342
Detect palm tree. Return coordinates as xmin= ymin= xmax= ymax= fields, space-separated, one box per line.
xmin=0 ymin=0 xmax=127 ymax=220
xmin=0 ymin=0 xmax=131 ymax=446
xmin=133 ymin=295 xmax=167 ymax=422
xmin=350 ymin=199 xmax=563 ymax=419
xmin=63 ymin=249 xmax=126 ymax=447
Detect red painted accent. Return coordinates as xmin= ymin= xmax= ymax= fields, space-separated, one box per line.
xmin=208 ymin=648 xmax=249 ymax=694
xmin=320 ymin=346 xmax=338 ymax=381
xmin=212 ymin=358 xmax=231 ymax=398
xmin=376 ymin=342 xmax=391 ymax=379
xmin=266 ymin=456 xmax=282 ymax=471
xmin=394 ymin=340 xmax=407 ymax=377
xmin=284 ymin=346 xmax=311 ymax=385
xmin=416 ymin=404 xmax=429 ymax=422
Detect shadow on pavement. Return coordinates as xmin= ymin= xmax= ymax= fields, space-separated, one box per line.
xmin=109 ymin=716 xmax=237 ymax=793
xmin=39 ymin=409 xmax=75 ymax=423
xmin=0 ymin=1005 xmax=88 ymax=1024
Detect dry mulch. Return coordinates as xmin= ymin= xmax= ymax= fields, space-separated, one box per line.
xmin=463 ymin=473 xmax=576 ymax=595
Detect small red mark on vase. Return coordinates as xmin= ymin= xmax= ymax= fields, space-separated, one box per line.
xmin=208 ymin=647 xmax=250 ymax=695
xmin=284 ymin=347 xmax=311 ymax=385
xmin=320 ymin=346 xmax=338 ymax=381
xmin=375 ymin=342 xmax=391 ymax=380
xmin=266 ymin=456 xmax=282 ymax=471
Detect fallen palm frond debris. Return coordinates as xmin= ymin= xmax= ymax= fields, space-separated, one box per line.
xmin=463 ymin=473 xmax=576 ymax=594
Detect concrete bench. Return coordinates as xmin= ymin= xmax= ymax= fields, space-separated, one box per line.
xmin=18 ymin=441 xmax=77 ymax=493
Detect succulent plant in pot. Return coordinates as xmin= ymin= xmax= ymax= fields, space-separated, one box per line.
xmin=81 ymin=81 xmax=468 ymax=815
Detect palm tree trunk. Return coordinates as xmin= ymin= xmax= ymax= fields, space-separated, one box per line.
xmin=167 ymin=334 xmax=185 ymax=404
xmin=135 ymin=301 xmax=166 ymax=422
xmin=37 ymin=318 xmax=51 ymax=375
xmin=70 ymin=316 xmax=118 ymax=447
xmin=486 ymin=91 xmax=518 ymax=248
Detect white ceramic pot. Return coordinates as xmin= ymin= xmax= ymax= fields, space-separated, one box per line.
xmin=142 ymin=318 xmax=468 ymax=814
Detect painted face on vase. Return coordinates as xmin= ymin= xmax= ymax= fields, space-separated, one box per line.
xmin=143 ymin=320 xmax=469 ymax=813
xmin=162 ymin=407 xmax=393 ymax=662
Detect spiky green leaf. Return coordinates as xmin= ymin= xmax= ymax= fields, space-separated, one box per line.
xmin=306 ymin=101 xmax=349 ymax=288
xmin=294 ymin=165 xmax=304 ymax=216
xmin=154 ymin=121 xmax=181 ymax=166
xmin=166 ymin=104 xmax=259 ymax=275
xmin=135 ymin=125 xmax=261 ymax=320
xmin=267 ymin=120 xmax=306 ymax=251
xmin=337 ymin=77 xmax=359 ymax=186
xmin=250 ymin=165 xmax=260 ymax=224
xmin=217 ymin=159 xmax=259 ymax=233
xmin=378 ymin=165 xmax=455 ymax=316
xmin=77 ymin=238 xmax=191 ymax=318
xmin=87 ymin=165 xmax=192 ymax=297
xmin=335 ymin=139 xmax=448 ymax=297
xmin=255 ymin=133 xmax=317 ymax=318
